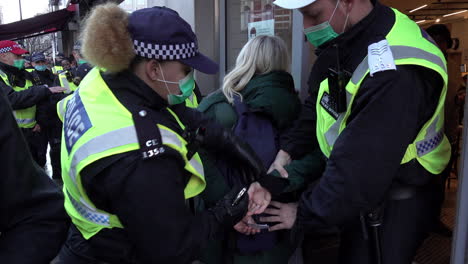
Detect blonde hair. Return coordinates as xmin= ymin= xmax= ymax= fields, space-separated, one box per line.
xmin=80 ymin=3 xmax=135 ymax=73
xmin=222 ymin=35 xmax=290 ymax=103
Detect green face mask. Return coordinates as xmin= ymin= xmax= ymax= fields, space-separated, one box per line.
xmin=78 ymin=59 xmax=88 ymax=65
xmin=157 ymin=64 xmax=195 ymax=105
xmin=303 ymin=0 xmax=348 ymax=47
xmin=13 ymin=59 xmax=25 ymax=70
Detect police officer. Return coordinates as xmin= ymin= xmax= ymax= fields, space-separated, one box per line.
xmin=29 ymin=52 xmax=59 ymax=170
xmin=261 ymin=0 xmax=450 ymax=263
xmin=29 ymin=52 xmax=68 ymax=183
xmin=0 ymin=40 xmax=65 ymax=166
xmin=31 ymin=53 xmax=57 ymax=86
xmin=0 ymin=83 xmax=69 ymax=263
xmin=56 ymin=4 xmax=269 ymax=263
xmin=71 ymin=41 xmax=92 ymax=82
xmin=51 ymin=53 xmax=65 ymax=75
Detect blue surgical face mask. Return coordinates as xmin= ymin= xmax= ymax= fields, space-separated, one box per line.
xmin=303 ymin=0 xmax=349 ymax=47
xmin=34 ymin=65 xmax=47 ymax=71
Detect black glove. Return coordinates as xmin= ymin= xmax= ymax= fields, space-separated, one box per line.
xmin=209 ymin=186 xmax=249 ymax=228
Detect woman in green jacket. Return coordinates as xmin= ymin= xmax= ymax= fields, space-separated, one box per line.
xmin=198 ymin=35 xmax=324 ymax=264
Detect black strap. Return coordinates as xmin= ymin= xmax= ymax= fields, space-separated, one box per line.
xmin=130 ymin=106 xmax=165 ymax=160
xmin=30 ymin=70 xmax=44 ymax=86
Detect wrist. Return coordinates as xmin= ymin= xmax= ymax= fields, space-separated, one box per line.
xmin=258 ymin=174 xmax=288 ymax=196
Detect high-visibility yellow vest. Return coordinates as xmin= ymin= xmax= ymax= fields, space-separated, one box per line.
xmin=51 ymin=66 xmax=64 ymax=75
xmin=316 ymin=8 xmax=450 ymax=175
xmin=58 ymin=68 xmax=205 ymax=239
xmin=58 ymin=71 xmax=78 ymax=93
xmin=185 ymin=92 xmax=199 ymax=108
xmin=0 ymin=69 xmax=36 ymax=128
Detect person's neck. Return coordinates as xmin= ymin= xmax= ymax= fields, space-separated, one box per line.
xmin=349 ymin=1 xmax=374 ymax=28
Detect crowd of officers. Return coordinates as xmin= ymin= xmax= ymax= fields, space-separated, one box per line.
xmin=0 ymin=41 xmax=91 ymax=184
xmin=0 ymin=0 xmax=466 ymax=263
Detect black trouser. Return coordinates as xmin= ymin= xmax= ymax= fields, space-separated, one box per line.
xmin=57 ymin=225 xmax=137 ymax=264
xmin=435 ymin=140 xmax=457 ymax=219
xmin=21 ymin=127 xmax=47 ymax=167
xmin=337 ymin=182 xmax=439 ymax=264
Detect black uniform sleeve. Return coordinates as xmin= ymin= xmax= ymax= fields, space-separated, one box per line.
xmin=297 ymin=65 xmax=442 ymax=231
xmin=280 ymin=92 xmax=319 ymax=160
xmin=171 ymin=105 xmax=251 ymax=157
xmin=84 ymin=149 xmax=221 ymax=263
xmin=0 ymin=89 xmax=69 ymax=263
xmin=0 ymin=80 xmax=51 ymax=110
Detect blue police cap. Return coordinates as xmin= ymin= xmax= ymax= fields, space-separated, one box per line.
xmin=32 ymin=53 xmax=46 ymax=62
xmin=128 ymin=6 xmax=218 ymax=75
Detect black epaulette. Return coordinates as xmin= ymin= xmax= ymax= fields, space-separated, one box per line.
xmin=131 ymin=106 xmax=166 ymax=160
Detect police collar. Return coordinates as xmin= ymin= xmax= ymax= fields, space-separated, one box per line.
xmin=0 ymin=61 xmax=30 ymax=84
xmin=0 ymin=61 xmax=23 ymax=76
xmin=101 ymin=70 xmax=169 ymax=112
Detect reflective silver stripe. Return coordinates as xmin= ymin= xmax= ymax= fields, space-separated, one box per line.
xmin=325 ymin=115 xmax=345 ymax=147
xmin=67 ymin=191 xmax=110 ymax=226
xmin=58 ymin=98 xmax=67 ymax=119
xmin=351 ymin=45 xmax=447 ymax=84
xmin=391 ymin=45 xmax=446 ymax=72
xmin=69 ymin=126 xmax=138 ymax=182
xmin=189 ymin=157 xmax=204 ymax=176
xmin=60 ymin=75 xmax=71 ymax=94
xmin=416 ymin=117 xmax=443 ymax=156
xmin=159 ymin=128 xmax=184 ymax=150
xmin=15 ymin=117 xmax=35 ymax=125
xmin=324 ymin=90 xmax=353 ymax=147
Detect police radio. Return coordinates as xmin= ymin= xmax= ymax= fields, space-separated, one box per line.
xmin=327 ymin=68 xmax=350 ymax=113
xmin=327 ymin=44 xmax=351 ymax=114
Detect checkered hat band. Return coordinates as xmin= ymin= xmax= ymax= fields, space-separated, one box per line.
xmin=0 ymin=47 xmax=13 ymax=54
xmin=133 ymin=40 xmax=198 ymax=60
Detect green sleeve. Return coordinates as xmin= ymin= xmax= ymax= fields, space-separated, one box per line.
xmin=270 ymin=148 xmax=325 ymax=193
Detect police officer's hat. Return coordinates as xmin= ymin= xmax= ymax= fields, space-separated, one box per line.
xmin=32 ymin=53 xmax=46 ymax=63
xmin=128 ymin=7 xmax=218 ymax=74
xmin=273 ymin=0 xmax=316 ymax=9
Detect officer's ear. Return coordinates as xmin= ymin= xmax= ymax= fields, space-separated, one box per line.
xmin=145 ymin=59 xmax=162 ymax=82
xmin=0 ymin=52 xmax=7 ymax=62
xmin=340 ymin=0 xmax=354 ymax=14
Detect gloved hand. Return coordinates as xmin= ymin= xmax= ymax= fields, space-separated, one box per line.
xmin=72 ymin=77 xmax=82 ymax=86
xmin=209 ymin=186 xmax=249 ymax=228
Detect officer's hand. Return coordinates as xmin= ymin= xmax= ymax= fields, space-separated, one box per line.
xmin=267 ymin=150 xmax=291 ymax=178
xmin=233 ymin=216 xmax=261 ymax=235
xmin=209 ymin=186 xmax=249 ymax=228
xmin=73 ymin=77 xmax=82 ymax=86
xmin=247 ymin=182 xmax=271 ymax=215
xmin=32 ymin=124 xmax=41 ymax=133
xmin=48 ymin=86 xmax=66 ymax=94
xmin=260 ymin=201 xmax=297 ymax=232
